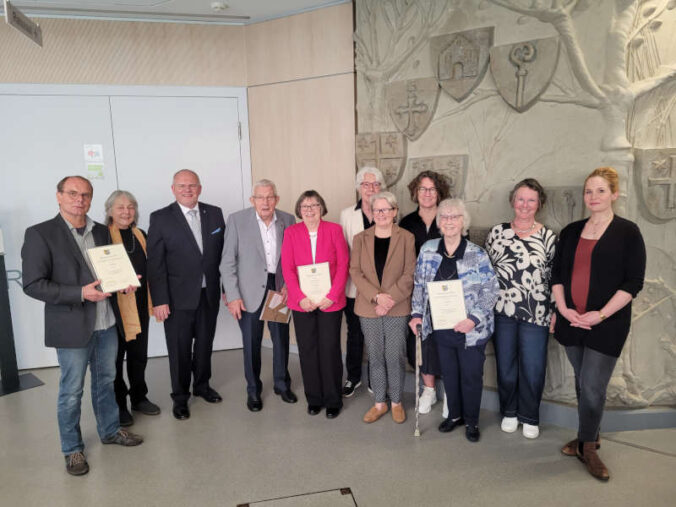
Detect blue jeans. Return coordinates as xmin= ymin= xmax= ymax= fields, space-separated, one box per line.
xmin=56 ymin=325 xmax=120 ymax=455
xmin=493 ymin=314 xmax=549 ymax=425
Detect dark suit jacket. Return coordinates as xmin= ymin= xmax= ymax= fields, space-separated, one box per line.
xmin=21 ymin=214 xmax=111 ymax=348
xmin=147 ymin=202 xmax=225 ymax=310
xmin=349 ymin=224 xmax=416 ymax=318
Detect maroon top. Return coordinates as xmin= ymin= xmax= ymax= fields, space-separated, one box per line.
xmin=571 ymin=238 xmax=597 ymax=313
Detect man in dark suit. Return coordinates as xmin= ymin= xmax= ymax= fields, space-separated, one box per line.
xmin=147 ymin=169 xmax=225 ymax=420
xmin=221 ymin=179 xmax=297 ymax=412
xmin=22 ymin=175 xmax=143 ymax=477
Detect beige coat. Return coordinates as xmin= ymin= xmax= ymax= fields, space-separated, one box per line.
xmin=349 ymin=224 xmax=416 ymax=318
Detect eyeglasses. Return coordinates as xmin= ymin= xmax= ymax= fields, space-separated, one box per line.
xmin=253 ymin=195 xmax=277 ymax=202
xmin=300 ymin=203 xmax=321 ymax=212
xmin=439 ymin=214 xmax=463 ymax=222
xmin=61 ymin=190 xmax=92 ymax=201
xmin=174 ymin=184 xmax=199 ymax=191
xmin=360 ymin=182 xmax=382 ymax=190
xmin=418 ymin=186 xmax=437 ymax=194
xmin=373 ymin=207 xmax=394 ymax=215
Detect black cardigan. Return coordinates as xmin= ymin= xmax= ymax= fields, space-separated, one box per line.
xmin=551 ymin=216 xmax=646 ymax=357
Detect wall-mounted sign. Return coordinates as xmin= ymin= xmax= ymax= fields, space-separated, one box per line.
xmin=3 ymin=0 xmax=42 ymax=48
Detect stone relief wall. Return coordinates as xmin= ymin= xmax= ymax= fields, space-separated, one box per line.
xmin=355 ymin=0 xmax=676 ymax=408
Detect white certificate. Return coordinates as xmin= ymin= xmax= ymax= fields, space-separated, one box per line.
xmin=86 ymin=243 xmax=141 ymax=294
xmin=297 ymin=262 xmax=331 ymax=304
xmin=427 ymin=280 xmax=467 ymax=330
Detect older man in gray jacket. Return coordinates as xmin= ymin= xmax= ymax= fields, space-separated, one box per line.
xmin=221 ymin=179 xmax=297 ymax=412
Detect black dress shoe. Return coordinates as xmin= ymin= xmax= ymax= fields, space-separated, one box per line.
xmin=119 ymin=407 xmax=134 ymax=427
xmin=247 ymin=395 xmax=263 ymax=412
xmin=172 ymin=404 xmax=190 ymax=420
xmin=132 ymin=399 xmax=161 ymax=416
xmin=326 ymin=407 xmax=341 ymax=419
xmin=465 ymin=425 xmax=480 ymax=442
xmin=307 ymin=405 xmax=322 ymax=415
xmin=438 ymin=417 xmax=464 ymax=433
xmin=274 ymin=388 xmax=298 ymax=404
xmin=194 ymin=387 xmax=222 ymax=403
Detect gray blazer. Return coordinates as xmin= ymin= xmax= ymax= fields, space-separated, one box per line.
xmin=221 ymin=207 xmax=295 ymax=310
xmin=21 ymin=214 xmax=110 ymax=348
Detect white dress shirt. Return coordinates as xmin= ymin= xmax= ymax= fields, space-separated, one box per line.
xmin=256 ymin=211 xmax=278 ymax=273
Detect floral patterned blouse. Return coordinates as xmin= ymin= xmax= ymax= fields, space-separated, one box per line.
xmin=485 ymin=223 xmax=557 ymax=327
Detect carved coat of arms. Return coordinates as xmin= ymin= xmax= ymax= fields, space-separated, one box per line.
xmin=430 ymin=27 xmax=494 ymax=102
xmin=489 ymin=37 xmax=560 ymax=113
xmin=385 ymin=78 xmax=440 ymax=142
xmin=355 ymin=132 xmax=407 ymax=187
xmin=634 ymin=148 xmax=676 ymax=222
xmin=408 ymin=155 xmax=468 ymax=198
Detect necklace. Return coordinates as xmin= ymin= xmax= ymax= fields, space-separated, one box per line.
xmin=587 ymin=214 xmax=613 ymax=238
xmin=511 ymin=221 xmax=536 ymax=234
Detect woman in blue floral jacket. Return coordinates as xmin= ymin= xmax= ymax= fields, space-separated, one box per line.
xmin=409 ymin=198 xmax=499 ymax=442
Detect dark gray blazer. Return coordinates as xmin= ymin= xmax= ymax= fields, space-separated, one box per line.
xmin=221 ymin=207 xmax=295 ymax=310
xmin=21 ymin=214 xmax=111 ymax=348
xmin=147 ymin=201 xmax=225 ymax=311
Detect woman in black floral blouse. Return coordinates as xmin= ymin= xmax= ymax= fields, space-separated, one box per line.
xmin=485 ymin=178 xmax=556 ymax=440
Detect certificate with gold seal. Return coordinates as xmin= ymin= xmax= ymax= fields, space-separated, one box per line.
xmin=86 ymin=243 xmax=141 ymax=294
xmin=297 ymin=262 xmax=331 ymax=304
xmin=426 ymin=280 xmax=466 ymax=330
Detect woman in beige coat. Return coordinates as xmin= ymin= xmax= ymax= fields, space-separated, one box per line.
xmin=349 ymin=191 xmax=416 ymax=424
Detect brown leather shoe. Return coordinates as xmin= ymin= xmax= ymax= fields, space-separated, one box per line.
xmin=577 ymin=442 xmax=610 ymax=481
xmin=391 ymin=404 xmax=406 ymax=424
xmin=561 ymin=437 xmax=600 ymax=456
xmin=363 ymin=405 xmax=389 ymax=423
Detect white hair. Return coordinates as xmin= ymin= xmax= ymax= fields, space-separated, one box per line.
xmin=436 ymin=198 xmax=470 ymax=235
xmin=355 ymin=166 xmax=385 ymax=190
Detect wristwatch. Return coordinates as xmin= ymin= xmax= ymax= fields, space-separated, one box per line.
xmin=599 ymin=312 xmax=606 ymax=321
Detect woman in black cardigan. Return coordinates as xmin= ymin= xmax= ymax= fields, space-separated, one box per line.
xmin=551 ymin=167 xmax=646 ymax=481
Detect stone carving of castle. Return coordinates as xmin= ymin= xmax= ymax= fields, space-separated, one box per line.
xmin=438 ymin=34 xmax=480 ymax=81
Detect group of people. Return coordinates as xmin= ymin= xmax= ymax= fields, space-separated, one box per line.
xmin=22 ymin=165 xmax=645 ymax=482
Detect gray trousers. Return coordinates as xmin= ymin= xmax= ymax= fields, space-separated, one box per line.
xmin=565 ymin=345 xmax=618 ymax=442
xmin=360 ymin=316 xmax=408 ymax=404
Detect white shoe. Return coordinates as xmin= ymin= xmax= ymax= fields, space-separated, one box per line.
xmin=522 ymin=423 xmax=540 ymax=439
xmin=442 ymin=392 xmax=448 ymax=419
xmin=418 ymin=386 xmax=437 ymax=414
xmin=501 ymin=416 xmax=519 ymax=433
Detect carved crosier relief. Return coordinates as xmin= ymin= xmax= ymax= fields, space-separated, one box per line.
xmin=634 ymin=148 xmax=676 ymax=222
xmin=355 ymin=132 xmax=408 ymax=187
xmin=408 ymin=154 xmax=468 ymax=198
xmin=385 ymin=78 xmax=440 ymax=141
xmin=490 ymin=37 xmax=560 ymax=113
xmin=430 ymin=27 xmax=494 ymax=102
xmin=542 ymin=186 xmax=585 ymax=233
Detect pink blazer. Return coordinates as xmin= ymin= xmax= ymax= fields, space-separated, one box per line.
xmin=281 ymin=220 xmax=349 ymax=312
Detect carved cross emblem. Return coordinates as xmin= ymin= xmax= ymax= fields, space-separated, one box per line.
xmin=395 ymin=83 xmax=429 ymax=138
xmin=649 ymin=156 xmax=676 ymax=209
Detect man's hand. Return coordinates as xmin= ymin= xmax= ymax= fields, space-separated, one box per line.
xmin=153 ymin=304 xmax=170 ymax=322
xmin=227 ymin=299 xmax=246 ymax=320
xmin=82 ymin=280 xmax=111 ymax=302
xmin=280 ymin=286 xmax=288 ymax=305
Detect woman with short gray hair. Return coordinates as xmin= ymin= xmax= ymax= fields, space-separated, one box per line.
xmin=349 ymin=191 xmax=416 ymax=424
xmin=105 ymin=190 xmax=160 ymax=426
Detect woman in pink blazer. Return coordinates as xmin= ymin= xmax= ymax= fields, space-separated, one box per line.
xmin=281 ymin=190 xmax=349 ymax=418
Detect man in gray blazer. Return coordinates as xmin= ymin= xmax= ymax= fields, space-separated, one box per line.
xmin=221 ymin=179 xmax=297 ymax=411
xmin=21 ymin=175 xmax=143 ymax=477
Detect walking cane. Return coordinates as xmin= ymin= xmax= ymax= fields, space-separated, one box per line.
xmin=414 ymin=323 xmax=422 ymax=437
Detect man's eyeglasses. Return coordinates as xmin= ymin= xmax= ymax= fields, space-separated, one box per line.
xmin=61 ymin=190 xmax=92 ymax=201
xmin=253 ymin=195 xmax=277 ymax=202
xmin=174 ymin=184 xmax=200 ymax=191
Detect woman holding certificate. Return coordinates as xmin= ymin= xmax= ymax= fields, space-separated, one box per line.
xmin=409 ymin=198 xmax=498 ymax=442
xmin=281 ymin=190 xmax=349 ymax=418
xmin=552 ymin=167 xmax=645 ymax=481
xmin=485 ymin=179 xmax=557 ymax=440
xmin=105 ymin=190 xmax=160 ymax=427
xmin=349 ymin=192 xmax=416 ymax=424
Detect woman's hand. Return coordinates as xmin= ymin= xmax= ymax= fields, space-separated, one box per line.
xmin=559 ymin=306 xmax=591 ymax=330
xmin=578 ymin=311 xmax=604 ymax=327
xmin=376 ymin=293 xmax=395 ymax=311
xmin=549 ymin=312 xmax=557 ymax=334
xmin=299 ymin=297 xmax=317 ymax=312
xmin=317 ymin=297 xmax=334 ymax=311
xmin=409 ymin=317 xmax=423 ymax=334
xmin=375 ymin=304 xmax=389 ymax=317
xmin=453 ymin=318 xmax=476 ymax=334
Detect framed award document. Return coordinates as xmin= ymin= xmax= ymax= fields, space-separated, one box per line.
xmin=297 ymin=262 xmax=331 ymax=304
xmin=86 ymin=244 xmax=141 ymax=294
xmin=426 ymin=280 xmax=466 ymax=330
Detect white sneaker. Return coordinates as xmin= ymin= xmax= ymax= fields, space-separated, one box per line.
xmin=522 ymin=423 xmax=540 ymax=439
xmin=442 ymin=392 xmax=448 ymax=419
xmin=418 ymin=386 xmax=437 ymax=414
xmin=501 ymin=416 xmax=519 ymax=433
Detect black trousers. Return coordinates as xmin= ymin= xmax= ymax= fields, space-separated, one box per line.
xmin=343 ymin=297 xmax=365 ymax=384
xmin=164 ymin=289 xmax=219 ymax=404
xmin=292 ymin=309 xmax=343 ymax=409
xmin=114 ymin=315 xmax=150 ymax=407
